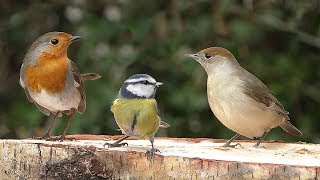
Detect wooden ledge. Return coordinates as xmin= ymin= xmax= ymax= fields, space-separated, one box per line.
xmin=1 ymin=135 xmax=319 ymax=179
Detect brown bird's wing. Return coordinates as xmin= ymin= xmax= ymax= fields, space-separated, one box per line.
xmin=238 ymin=67 xmax=288 ymax=116
xmin=70 ymin=60 xmax=86 ymax=114
xmin=238 ymin=67 xmax=301 ymax=136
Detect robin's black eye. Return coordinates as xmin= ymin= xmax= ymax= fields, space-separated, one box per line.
xmin=205 ymin=54 xmax=212 ymax=59
xmin=50 ymin=39 xmax=59 ymax=45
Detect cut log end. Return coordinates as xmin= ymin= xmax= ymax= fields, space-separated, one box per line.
xmin=0 ymin=135 xmax=319 ymax=179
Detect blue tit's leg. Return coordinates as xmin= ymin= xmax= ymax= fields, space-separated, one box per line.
xmin=146 ymin=136 xmax=160 ymax=160
xmin=222 ymin=133 xmax=241 ymax=147
xmin=253 ymin=131 xmax=269 ymax=148
xmin=104 ymin=135 xmax=130 ymax=148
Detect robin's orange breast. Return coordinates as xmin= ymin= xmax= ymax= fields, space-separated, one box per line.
xmin=25 ymin=52 xmax=69 ymax=94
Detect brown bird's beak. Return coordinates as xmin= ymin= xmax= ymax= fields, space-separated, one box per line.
xmin=70 ymin=36 xmax=81 ymax=42
xmin=185 ymin=53 xmax=200 ymax=61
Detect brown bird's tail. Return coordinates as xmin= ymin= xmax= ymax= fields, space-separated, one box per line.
xmin=280 ymin=121 xmax=302 ymax=136
xmin=81 ymin=73 xmax=101 ymax=81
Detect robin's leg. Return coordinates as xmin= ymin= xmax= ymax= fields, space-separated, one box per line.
xmin=104 ymin=135 xmax=129 ymax=147
xmin=222 ymin=133 xmax=241 ymax=147
xmin=41 ymin=111 xmax=61 ymax=139
xmin=146 ymin=136 xmax=160 ymax=161
xmin=253 ymin=131 xmax=269 ymax=148
xmin=59 ymin=109 xmax=76 ymax=141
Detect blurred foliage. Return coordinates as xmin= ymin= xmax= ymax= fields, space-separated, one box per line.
xmin=0 ymin=0 xmax=319 ymax=143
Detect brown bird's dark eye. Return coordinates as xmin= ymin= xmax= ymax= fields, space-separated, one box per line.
xmin=205 ymin=54 xmax=212 ymax=59
xmin=50 ymin=39 xmax=59 ymax=45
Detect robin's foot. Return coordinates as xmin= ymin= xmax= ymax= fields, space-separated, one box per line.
xmin=222 ymin=143 xmax=243 ymax=148
xmin=146 ymin=148 xmax=160 ymax=160
xmin=103 ymin=142 xmax=128 ymax=148
xmin=32 ymin=136 xmax=76 ymax=142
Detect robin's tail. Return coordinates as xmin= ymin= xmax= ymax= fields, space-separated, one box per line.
xmin=81 ymin=73 xmax=101 ymax=81
xmin=280 ymin=121 xmax=302 ymax=136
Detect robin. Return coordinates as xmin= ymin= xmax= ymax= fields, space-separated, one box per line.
xmin=19 ymin=32 xmax=100 ymax=141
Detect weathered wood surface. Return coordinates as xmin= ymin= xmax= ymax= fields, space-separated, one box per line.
xmin=0 ymin=135 xmax=319 ymax=179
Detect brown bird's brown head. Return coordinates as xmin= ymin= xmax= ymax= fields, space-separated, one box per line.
xmin=185 ymin=47 xmax=239 ymax=73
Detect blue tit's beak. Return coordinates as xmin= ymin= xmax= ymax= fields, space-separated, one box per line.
xmin=155 ymin=82 xmax=163 ymax=87
xmin=70 ymin=36 xmax=81 ymax=42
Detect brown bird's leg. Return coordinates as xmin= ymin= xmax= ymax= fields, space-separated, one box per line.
xmin=222 ymin=133 xmax=241 ymax=147
xmin=146 ymin=136 xmax=160 ymax=161
xmin=41 ymin=111 xmax=61 ymax=139
xmin=59 ymin=109 xmax=76 ymax=141
xmin=104 ymin=135 xmax=130 ymax=147
xmin=253 ymin=131 xmax=269 ymax=148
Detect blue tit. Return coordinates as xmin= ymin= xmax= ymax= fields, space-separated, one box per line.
xmin=104 ymin=74 xmax=170 ymax=160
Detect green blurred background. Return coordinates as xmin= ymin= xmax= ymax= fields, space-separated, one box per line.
xmin=0 ymin=0 xmax=319 ymax=143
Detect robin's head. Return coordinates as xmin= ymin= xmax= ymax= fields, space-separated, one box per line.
xmin=23 ymin=32 xmax=80 ymax=65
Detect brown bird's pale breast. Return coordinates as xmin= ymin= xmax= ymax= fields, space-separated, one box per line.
xmin=25 ymin=52 xmax=69 ymax=93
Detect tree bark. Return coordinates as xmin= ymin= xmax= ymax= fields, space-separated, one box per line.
xmin=0 ymin=135 xmax=319 ymax=179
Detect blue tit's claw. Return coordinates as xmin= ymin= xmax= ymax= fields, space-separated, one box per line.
xmin=104 ymin=142 xmax=128 ymax=148
xmin=146 ymin=148 xmax=160 ymax=160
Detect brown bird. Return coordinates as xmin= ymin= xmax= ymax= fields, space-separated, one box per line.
xmin=186 ymin=47 xmax=301 ymax=148
xmin=19 ymin=32 xmax=100 ymax=141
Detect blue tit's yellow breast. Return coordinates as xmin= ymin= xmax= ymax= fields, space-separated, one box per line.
xmin=111 ymin=98 xmax=160 ymax=139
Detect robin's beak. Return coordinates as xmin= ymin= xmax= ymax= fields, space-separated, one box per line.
xmin=70 ymin=36 xmax=81 ymax=42
xmin=155 ymin=82 xmax=163 ymax=87
xmin=185 ymin=53 xmax=200 ymax=61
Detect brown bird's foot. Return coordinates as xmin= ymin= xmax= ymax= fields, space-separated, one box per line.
xmin=253 ymin=144 xmax=266 ymax=149
xmin=146 ymin=148 xmax=160 ymax=161
xmin=32 ymin=134 xmax=51 ymax=140
xmin=222 ymin=143 xmax=243 ymax=148
xmin=103 ymin=142 xmax=128 ymax=148
xmin=32 ymin=136 xmax=45 ymax=140
xmin=58 ymin=135 xmax=76 ymax=142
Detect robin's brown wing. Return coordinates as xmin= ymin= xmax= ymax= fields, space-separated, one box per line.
xmin=70 ymin=60 xmax=86 ymax=113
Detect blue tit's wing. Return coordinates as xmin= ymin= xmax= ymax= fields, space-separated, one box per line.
xmin=155 ymin=101 xmax=170 ymax=128
xmin=159 ymin=121 xmax=170 ymax=128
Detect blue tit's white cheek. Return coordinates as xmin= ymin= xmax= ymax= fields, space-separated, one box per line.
xmin=126 ymin=84 xmax=154 ymax=98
